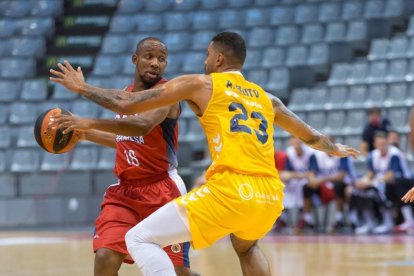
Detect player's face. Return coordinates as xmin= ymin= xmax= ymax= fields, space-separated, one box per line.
xmin=204 ymin=43 xmax=218 ymax=75
xmin=133 ymin=41 xmax=168 ymax=88
xmin=374 ymin=137 xmax=388 ymax=155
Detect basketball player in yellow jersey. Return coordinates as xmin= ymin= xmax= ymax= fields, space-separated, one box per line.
xmin=50 ymin=32 xmax=359 ymax=276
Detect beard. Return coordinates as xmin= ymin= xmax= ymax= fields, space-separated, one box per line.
xmin=140 ymin=73 xmax=161 ymax=89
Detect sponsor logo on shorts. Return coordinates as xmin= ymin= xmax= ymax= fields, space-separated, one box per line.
xmin=238 ymin=183 xmax=254 ymax=200
xmin=171 ymin=243 xmax=181 ymax=253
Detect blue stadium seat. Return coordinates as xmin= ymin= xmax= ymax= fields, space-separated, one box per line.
xmin=0 ymin=104 xmax=9 ymax=125
xmin=366 ymin=84 xmax=387 ymax=108
xmin=136 ymin=14 xmax=163 ymax=32
xmin=248 ymin=28 xmax=273 ymax=48
xmin=11 ymin=149 xmax=40 ymax=172
xmin=97 ymin=148 xmax=116 ymax=170
xmin=324 ymin=110 xmax=346 ymax=135
xmin=228 ymin=0 xmax=252 ymax=7
xmin=4 ymin=1 xmax=32 ymax=18
xmin=21 ymin=79 xmax=48 ymax=101
xmin=294 ymin=4 xmax=318 ymax=24
xmin=192 ymin=11 xmax=217 ymax=30
xmin=387 ymin=59 xmax=407 ymax=82
xmin=70 ymin=147 xmax=99 ymax=170
xmin=109 ymin=15 xmax=136 ymax=33
xmin=0 ymin=58 xmax=35 ymax=78
xmin=343 ymin=110 xmax=365 ymax=135
xmin=110 ymin=76 xmax=131 ymax=89
xmin=325 ymin=22 xmax=346 ymax=43
xmin=174 ymin=0 xmax=199 ymax=11
xmin=388 ymin=37 xmax=408 ymax=59
xmin=0 ymin=39 xmax=11 ymax=56
xmin=128 ymin=33 xmax=153 ymax=52
xmin=0 ymin=19 xmax=19 ymax=37
xmin=93 ymin=56 xmax=122 ymax=76
xmin=286 ymin=45 xmax=308 ymax=67
xmin=254 ymin=0 xmax=276 ymax=5
xmin=165 ymin=52 xmax=184 ymax=75
xmin=164 ymin=12 xmax=190 ymax=31
xmin=0 ymin=80 xmax=20 ymax=102
xmin=9 ymin=103 xmax=37 ymax=125
xmin=11 ymin=37 xmax=46 ymax=58
xmin=164 ymin=32 xmax=191 ymax=52
xmin=192 ymin=31 xmax=215 ymax=50
xmin=368 ymin=39 xmax=389 ymax=60
xmin=101 ymin=35 xmax=129 ymax=54
xmin=266 ymin=68 xmax=289 ymax=97
xmin=21 ymin=18 xmax=54 ymax=36
xmin=200 ymin=0 xmax=224 ymax=9
xmin=327 ymin=63 xmax=350 ymax=86
xmin=318 ymin=2 xmax=341 ymax=23
xmin=52 ymin=84 xmax=79 ymax=100
xmin=326 ymin=86 xmax=347 ymax=109
xmin=347 ymin=62 xmax=368 ymax=85
xmin=246 ymin=69 xmax=268 ymax=87
xmin=288 ymin=88 xmax=310 ymax=111
xmin=219 ymin=10 xmax=244 ymax=29
xmin=366 ymin=61 xmax=388 ymax=84
xmin=346 ymin=21 xmax=367 ymax=42
xmin=145 ymin=0 xmax=174 ymax=11
xmin=261 ymin=47 xmax=285 ymax=69
xmin=345 ymin=85 xmax=367 ymax=109
xmin=72 ymin=100 xmax=101 ymax=118
xmin=407 ymin=16 xmax=414 ymax=37
xmin=407 ymin=38 xmax=414 ymax=58
xmin=388 ymin=108 xmax=409 ymax=132
xmin=39 ymin=101 xmax=71 ymax=114
xmin=307 ymin=111 xmax=326 ymax=130
xmin=0 ymin=126 xmax=11 ymax=148
xmin=342 ymin=1 xmax=364 ymax=20
xmin=384 ymin=0 xmax=406 ymax=18
xmin=244 ymin=49 xmax=262 ymax=70
xmin=385 ymin=83 xmax=407 ymax=107
xmin=344 ymin=135 xmax=361 ymax=150
xmin=41 ymin=152 xmax=70 ymax=171
xmin=301 ymin=24 xmax=324 ymax=45
xmin=16 ymin=126 xmax=38 ymax=147
xmin=245 ymin=8 xmax=268 ymax=27
xmin=275 ymin=25 xmax=300 ymax=46
xmin=364 ymin=0 xmax=385 ymax=19
xmin=31 ymin=0 xmax=62 ymax=16
xmin=270 ymin=6 xmax=295 ymax=26
xmin=306 ymin=87 xmax=327 ymax=111
xmin=182 ymin=52 xmax=204 ymax=73
xmin=100 ymin=108 xmax=117 ymax=119
xmin=117 ymin=0 xmax=145 ymax=13
xmin=308 ymin=43 xmax=329 ymax=66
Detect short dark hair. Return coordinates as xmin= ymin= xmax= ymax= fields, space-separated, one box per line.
xmin=211 ymin=32 xmax=246 ymax=66
xmin=374 ymin=131 xmax=387 ymax=140
xmin=135 ymin=37 xmax=166 ymax=53
xmin=368 ymin=107 xmax=381 ymax=115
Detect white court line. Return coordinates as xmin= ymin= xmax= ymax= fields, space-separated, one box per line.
xmin=0 ymin=237 xmax=69 ymax=246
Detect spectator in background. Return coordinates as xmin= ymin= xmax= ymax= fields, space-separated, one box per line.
xmin=352 ymin=132 xmax=411 ymax=234
xmin=278 ymin=137 xmax=314 ymax=231
xmin=307 ymin=136 xmax=358 ymax=232
xmin=360 ymin=108 xmax=392 ymax=156
xmin=387 ymin=129 xmax=401 ymax=149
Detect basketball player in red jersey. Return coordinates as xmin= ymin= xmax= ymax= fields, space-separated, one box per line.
xmin=51 ymin=38 xmax=193 ymax=276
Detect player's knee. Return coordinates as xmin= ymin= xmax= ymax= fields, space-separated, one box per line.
xmin=125 ymin=224 xmax=153 ymax=251
xmin=95 ymin=248 xmax=122 ymax=268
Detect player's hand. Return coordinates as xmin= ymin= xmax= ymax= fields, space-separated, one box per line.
xmin=402 ymin=187 xmax=414 ymax=203
xmin=49 ymin=60 xmax=85 ymax=93
xmin=330 ymin=143 xmax=360 ymax=159
xmin=50 ymin=114 xmax=92 ymax=135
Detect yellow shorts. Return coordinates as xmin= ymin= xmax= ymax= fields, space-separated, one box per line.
xmin=175 ymin=170 xmax=284 ymax=250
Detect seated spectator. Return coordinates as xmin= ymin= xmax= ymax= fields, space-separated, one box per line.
xmin=360 ymin=108 xmax=392 ymax=157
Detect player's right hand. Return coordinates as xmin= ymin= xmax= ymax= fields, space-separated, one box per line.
xmin=49 ymin=60 xmax=85 ymax=93
xmin=50 ymin=114 xmax=92 ymax=135
xmin=402 ymin=187 xmax=414 ymax=203
xmin=330 ymin=143 xmax=360 ymax=160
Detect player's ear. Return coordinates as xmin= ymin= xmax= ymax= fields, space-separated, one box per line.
xmin=216 ymin=53 xmax=224 ymax=67
xmin=132 ymin=54 xmax=138 ymax=65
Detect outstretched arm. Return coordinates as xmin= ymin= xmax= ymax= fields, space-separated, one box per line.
xmin=50 ymin=61 xmax=203 ymax=115
xmin=267 ymin=93 xmax=359 ymax=159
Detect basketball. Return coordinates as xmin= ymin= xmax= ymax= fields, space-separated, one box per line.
xmin=34 ymin=108 xmax=79 ymax=154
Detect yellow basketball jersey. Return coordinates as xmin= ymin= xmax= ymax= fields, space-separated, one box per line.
xmin=199 ymin=71 xmax=277 ymax=179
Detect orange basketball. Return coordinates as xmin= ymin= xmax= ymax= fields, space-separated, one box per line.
xmin=34 ymin=108 xmax=80 ymax=154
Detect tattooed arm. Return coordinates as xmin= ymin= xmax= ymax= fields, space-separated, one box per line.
xmin=50 ymin=61 xmax=206 ymax=115
xmin=267 ymin=93 xmax=359 ymax=158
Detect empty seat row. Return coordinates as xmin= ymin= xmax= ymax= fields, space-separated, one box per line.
xmin=368 ymin=37 xmax=414 ymax=60
xmin=0 ymin=79 xmax=49 ymax=102
xmin=0 ymin=58 xmax=36 ymax=79
xmin=116 ymin=0 xmax=409 ymax=23
xmin=0 ymin=0 xmax=63 ymax=18
xmin=290 ymin=82 xmax=414 ymax=112
xmin=328 ymin=59 xmax=414 ymax=86
xmin=0 ymin=17 xmax=55 ymax=37
xmin=0 ymin=37 xmax=46 ymax=58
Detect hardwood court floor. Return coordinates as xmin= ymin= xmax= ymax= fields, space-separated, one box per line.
xmin=0 ymin=232 xmax=413 ymax=276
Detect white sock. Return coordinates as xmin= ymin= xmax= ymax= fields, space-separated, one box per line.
xmin=381 ymin=208 xmax=394 ymax=226
xmin=349 ymin=210 xmax=359 ymax=225
xmin=362 ymin=210 xmax=375 ymax=226
xmin=304 ymin=212 xmax=313 ymax=224
xmin=401 ymin=205 xmax=414 ymax=224
xmin=125 ymin=202 xmax=192 ymax=276
xmin=335 ymin=212 xmax=344 ymax=222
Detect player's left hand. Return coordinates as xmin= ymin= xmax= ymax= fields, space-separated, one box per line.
xmin=330 ymin=143 xmax=360 ymax=159
xmin=402 ymin=187 xmax=414 ymax=203
xmin=50 ymin=114 xmax=92 ymax=134
xmin=49 ymin=60 xmax=85 ymax=93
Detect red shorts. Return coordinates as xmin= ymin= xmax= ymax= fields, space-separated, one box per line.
xmin=93 ymin=175 xmax=190 ymax=267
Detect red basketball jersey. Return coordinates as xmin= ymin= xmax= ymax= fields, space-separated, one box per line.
xmin=114 ymin=79 xmax=180 ymax=183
